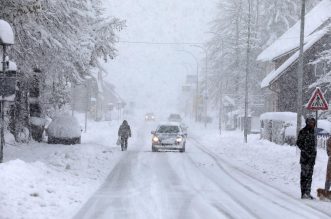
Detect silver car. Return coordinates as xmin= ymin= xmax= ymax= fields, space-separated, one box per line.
xmin=151 ymin=123 xmax=187 ymax=152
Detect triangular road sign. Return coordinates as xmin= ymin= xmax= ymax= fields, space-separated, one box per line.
xmin=306 ymin=87 xmax=329 ymax=111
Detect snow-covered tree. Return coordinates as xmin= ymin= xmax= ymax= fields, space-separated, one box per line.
xmin=1 ymin=0 xmax=124 ymax=142
xmin=0 ymin=0 xmax=124 ymax=114
xmin=207 ymin=0 xmax=321 ymax=110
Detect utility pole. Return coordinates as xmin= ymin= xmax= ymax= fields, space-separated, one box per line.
xmin=0 ymin=45 xmax=6 ymax=163
xmin=297 ymin=0 xmax=306 ymax=137
xmin=219 ymin=80 xmax=223 ymax=135
xmin=244 ymin=0 xmax=252 ymax=143
xmin=72 ymin=84 xmax=75 ymax=116
xmin=85 ymin=79 xmax=91 ymax=133
xmin=219 ymin=39 xmax=224 ymax=135
xmin=190 ymin=45 xmax=210 ymax=127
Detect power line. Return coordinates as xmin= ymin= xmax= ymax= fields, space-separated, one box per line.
xmin=118 ymin=40 xmax=204 ymax=45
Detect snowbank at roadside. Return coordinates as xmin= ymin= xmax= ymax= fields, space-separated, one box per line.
xmin=189 ymin=123 xmax=331 ymax=214
xmin=0 ymin=119 xmax=122 ymax=219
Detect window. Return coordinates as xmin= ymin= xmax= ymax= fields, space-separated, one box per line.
xmin=157 ymin=126 xmax=180 ymax=133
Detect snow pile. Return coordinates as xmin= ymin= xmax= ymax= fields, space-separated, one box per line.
xmin=190 ymin=125 xmax=331 ymax=214
xmin=47 ymin=114 xmax=81 ymax=138
xmin=0 ymin=19 xmax=14 ymax=45
xmin=1 ymin=119 xmax=122 ymax=219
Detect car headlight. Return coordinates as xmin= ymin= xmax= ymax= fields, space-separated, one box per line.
xmin=176 ymin=136 xmax=183 ymax=143
xmin=152 ymin=136 xmax=159 ymax=143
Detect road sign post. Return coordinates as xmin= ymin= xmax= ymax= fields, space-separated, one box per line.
xmin=306 ymin=87 xmax=329 ymax=146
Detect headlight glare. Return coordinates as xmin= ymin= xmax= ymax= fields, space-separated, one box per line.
xmin=176 ymin=137 xmax=183 ymax=142
xmin=152 ymin=136 xmax=159 ymax=143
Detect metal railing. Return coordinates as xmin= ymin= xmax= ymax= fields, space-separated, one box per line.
xmin=317 ymin=135 xmax=329 ymax=149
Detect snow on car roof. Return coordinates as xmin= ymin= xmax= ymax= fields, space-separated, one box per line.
xmin=257 ymin=0 xmax=331 ymax=62
xmin=0 ymin=19 xmax=14 ymax=45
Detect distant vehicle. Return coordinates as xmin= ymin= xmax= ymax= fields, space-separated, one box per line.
xmin=168 ymin=114 xmax=182 ymax=123
xmin=180 ymin=123 xmax=188 ymax=134
xmin=151 ymin=123 xmax=186 ymax=152
xmin=145 ymin=113 xmax=155 ymax=121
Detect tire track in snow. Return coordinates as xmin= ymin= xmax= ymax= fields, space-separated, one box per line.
xmin=166 ymin=153 xmax=238 ymax=219
xmin=189 ymin=137 xmax=331 ymax=219
xmin=182 ymin=150 xmax=260 ymax=219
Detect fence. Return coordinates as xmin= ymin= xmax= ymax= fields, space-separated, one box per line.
xmin=317 ymin=135 xmax=329 ymax=149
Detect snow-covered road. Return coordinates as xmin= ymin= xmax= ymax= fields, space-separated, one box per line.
xmin=73 ymin=124 xmax=330 ymax=219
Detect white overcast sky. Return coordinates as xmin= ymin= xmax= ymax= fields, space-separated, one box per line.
xmin=103 ymin=0 xmax=217 ymax=115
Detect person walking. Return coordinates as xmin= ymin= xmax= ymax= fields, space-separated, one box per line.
xmin=118 ymin=120 xmax=131 ymax=151
xmin=296 ymin=117 xmax=317 ymax=199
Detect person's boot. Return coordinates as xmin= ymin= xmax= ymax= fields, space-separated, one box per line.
xmin=307 ymin=194 xmax=315 ymax=200
xmin=301 ymin=193 xmax=315 ymax=199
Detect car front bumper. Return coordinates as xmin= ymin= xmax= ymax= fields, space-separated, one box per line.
xmin=152 ymin=143 xmax=185 ymax=150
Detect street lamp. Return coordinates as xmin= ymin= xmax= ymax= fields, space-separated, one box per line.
xmin=190 ymin=45 xmax=209 ymax=127
xmin=0 ymin=20 xmax=15 ymax=163
xmin=177 ymin=50 xmax=199 ymax=122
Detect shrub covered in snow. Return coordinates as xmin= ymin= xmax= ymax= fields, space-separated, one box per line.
xmin=46 ymin=114 xmax=81 ymax=145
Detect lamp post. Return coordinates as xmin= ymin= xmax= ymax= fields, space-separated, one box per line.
xmin=244 ymin=0 xmax=252 ymax=143
xmin=0 ymin=20 xmax=15 ymax=163
xmin=84 ymin=76 xmax=92 ymax=133
xmin=177 ymin=50 xmax=199 ymax=122
xmin=297 ymin=0 xmax=306 ymax=137
xmin=190 ymin=45 xmax=209 ymax=127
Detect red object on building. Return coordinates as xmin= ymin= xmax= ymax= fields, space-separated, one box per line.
xmin=306 ymin=87 xmax=329 ymax=111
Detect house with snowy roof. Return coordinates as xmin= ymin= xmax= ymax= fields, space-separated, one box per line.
xmin=258 ymin=0 xmax=331 ymax=113
xmin=72 ymin=68 xmax=123 ymax=121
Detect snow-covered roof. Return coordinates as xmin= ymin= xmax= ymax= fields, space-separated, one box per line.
xmin=0 ymin=20 xmax=14 ymax=45
xmin=257 ymin=0 xmax=331 ymax=62
xmin=261 ymin=28 xmax=328 ymax=88
xmin=0 ymin=60 xmax=17 ymax=72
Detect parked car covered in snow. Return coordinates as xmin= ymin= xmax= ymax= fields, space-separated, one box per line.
xmin=46 ymin=114 xmax=82 ymax=145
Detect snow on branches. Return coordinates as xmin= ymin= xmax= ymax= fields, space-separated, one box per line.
xmin=0 ymin=0 xmax=124 ymax=80
xmin=0 ymin=0 xmax=125 ymax=113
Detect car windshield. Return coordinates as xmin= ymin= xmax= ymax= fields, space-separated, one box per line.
xmin=157 ymin=126 xmax=180 ymax=133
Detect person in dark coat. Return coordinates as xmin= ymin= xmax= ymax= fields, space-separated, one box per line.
xmin=118 ymin=120 xmax=131 ymax=151
xmin=296 ymin=117 xmax=317 ymax=199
